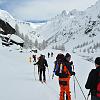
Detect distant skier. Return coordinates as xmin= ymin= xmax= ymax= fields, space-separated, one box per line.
xmin=85 ymin=57 xmax=100 ymax=100
xmin=48 ymin=52 xmax=50 ymax=58
xmin=29 ymin=56 xmax=32 ymax=63
xmin=34 ymin=55 xmax=48 ymax=83
xmin=51 ymin=52 xmax=53 ymax=57
xmin=53 ymin=53 xmax=75 ymax=100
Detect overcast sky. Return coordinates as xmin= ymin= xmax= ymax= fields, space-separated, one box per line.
xmin=0 ymin=0 xmax=98 ymax=21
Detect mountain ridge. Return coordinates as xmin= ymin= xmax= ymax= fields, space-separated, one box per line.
xmin=35 ymin=0 xmax=100 ymax=55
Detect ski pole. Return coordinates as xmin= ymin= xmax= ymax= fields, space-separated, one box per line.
xmin=86 ymin=90 xmax=90 ymax=100
xmin=73 ymin=76 xmax=76 ymax=99
xmin=47 ymin=67 xmax=50 ymax=79
xmin=74 ymin=76 xmax=86 ymax=100
xmin=34 ymin=64 xmax=36 ymax=80
xmin=72 ymin=65 xmax=76 ymax=99
xmin=52 ymin=72 xmax=54 ymax=79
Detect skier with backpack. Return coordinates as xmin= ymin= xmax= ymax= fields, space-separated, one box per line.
xmin=85 ymin=57 xmax=100 ymax=100
xmin=53 ymin=53 xmax=75 ymax=100
xmin=34 ymin=55 xmax=48 ymax=83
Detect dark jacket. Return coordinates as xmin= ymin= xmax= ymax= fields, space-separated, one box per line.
xmin=85 ymin=67 xmax=100 ymax=97
xmin=35 ymin=57 xmax=48 ymax=70
xmin=65 ymin=61 xmax=74 ymax=75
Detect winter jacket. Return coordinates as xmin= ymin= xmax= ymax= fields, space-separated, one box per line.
xmin=34 ymin=57 xmax=48 ymax=70
xmin=65 ymin=61 xmax=75 ymax=76
xmin=85 ymin=67 xmax=100 ymax=98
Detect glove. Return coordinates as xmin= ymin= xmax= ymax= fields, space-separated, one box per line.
xmin=71 ymin=71 xmax=75 ymax=76
xmin=34 ymin=63 xmax=36 ymax=65
xmin=70 ymin=61 xmax=73 ymax=65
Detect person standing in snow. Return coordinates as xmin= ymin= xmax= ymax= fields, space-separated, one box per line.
xmin=51 ymin=52 xmax=53 ymax=57
xmin=48 ymin=52 xmax=50 ymax=58
xmin=34 ymin=55 xmax=48 ymax=82
xmin=85 ymin=57 xmax=100 ymax=100
xmin=53 ymin=53 xmax=75 ymax=100
xmin=60 ymin=53 xmax=75 ymax=100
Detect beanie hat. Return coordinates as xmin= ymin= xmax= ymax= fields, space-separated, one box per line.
xmin=95 ymin=57 xmax=100 ymax=65
xmin=65 ymin=53 xmax=71 ymax=58
xmin=56 ymin=53 xmax=64 ymax=61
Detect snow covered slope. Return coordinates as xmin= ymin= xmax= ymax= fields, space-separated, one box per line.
xmin=0 ymin=40 xmax=97 ymax=100
xmin=36 ymin=0 xmax=100 ymax=55
xmin=0 ymin=1 xmax=100 ymax=100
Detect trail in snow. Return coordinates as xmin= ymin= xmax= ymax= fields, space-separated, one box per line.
xmin=0 ymin=45 xmax=95 ymax=100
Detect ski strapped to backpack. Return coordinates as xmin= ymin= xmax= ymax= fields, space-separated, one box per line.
xmin=53 ymin=54 xmax=63 ymax=76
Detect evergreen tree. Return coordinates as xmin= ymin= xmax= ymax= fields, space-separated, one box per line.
xmin=34 ymin=39 xmax=38 ymax=48
xmin=15 ymin=24 xmax=20 ymax=36
xmin=42 ymin=40 xmax=47 ymax=49
xmin=24 ymin=35 xmax=29 ymax=49
xmin=29 ymin=39 xmax=33 ymax=49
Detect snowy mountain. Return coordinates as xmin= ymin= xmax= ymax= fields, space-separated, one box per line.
xmin=0 ymin=0 xmax=100 ymax=60
xmin=1 ymin=1 xmax=100 ymax=100
xmin=0 ymin=9 xmax=43 ymax=43
xmin=36 ymin=0 xmax=100 ymax=57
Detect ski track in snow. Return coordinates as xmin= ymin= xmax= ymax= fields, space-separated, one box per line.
xmin=0 ymin=45 xmax=95 ymax=100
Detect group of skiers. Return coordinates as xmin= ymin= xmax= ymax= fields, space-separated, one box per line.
xmin=31 ymin=52 xmax=100 ymax=100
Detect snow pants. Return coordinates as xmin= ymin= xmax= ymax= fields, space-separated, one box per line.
xmin=39 ymin=68 xmax=46 ymax=82
xmin=59 ymin=78 xmax=71 ymax=100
